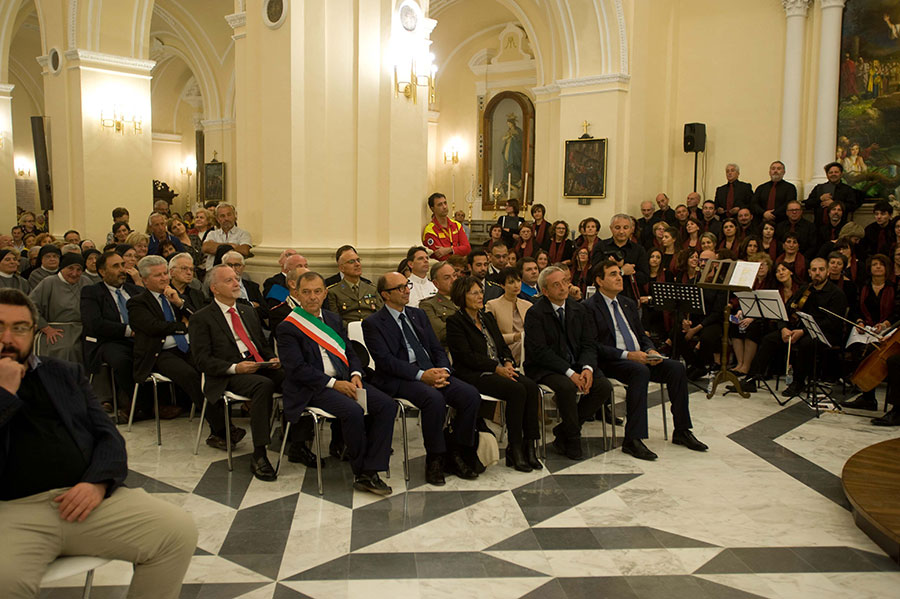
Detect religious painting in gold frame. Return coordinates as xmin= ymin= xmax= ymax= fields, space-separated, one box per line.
xmin=563 ymin=138 xmax=607 ymax=199
xmin=480 ymin=91 xmax=535 ymax=211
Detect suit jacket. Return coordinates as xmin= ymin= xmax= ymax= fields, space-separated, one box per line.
xmin=275 ymin=309 xmax=364 ymax=422
xmin=240 ymin=277 xmax=268 ymax=328
xmin=189 ymin=300 xmax=275 ymax=404
xmin=775 ymin=218 xmax=818 ymax=259
xmin=446 ymin=311 xmax=514 ymax=382
xmin=751 ymin=180 xmax=797 ymax=222
xmin=0 ymin=357 xmax=127 ymax=495
xmin=418 ymin=293 xmax=458 ymax=345
xmin=714 ymin=180 xmax=753 ymax=214
xmin=177 ymin=285 xmax=208 ymax=317
xmin=485 ymin=295 xmax=531 ymax=348
xmin=361 ymin=305 xmax=450 ymax=395
xmin=523 ymin=295 xmax=598 ymax=381
xmin=80 ymin=281 xmax=143 ymax=373
xmin=127 ymin=289 xmax=190 ymax=382
xmin=262 ymin=272 xmax=288 ymax=310
xmin=586 ymin=293 xmax=654 ymax=363
xmin=324 ymin=273 xmax=372 ymax=287
xmin=804 ymin=181 xmax=860 ymax=222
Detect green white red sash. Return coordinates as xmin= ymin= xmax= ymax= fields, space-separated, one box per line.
xmin=285 ymin=307 xmax=348 ymax=367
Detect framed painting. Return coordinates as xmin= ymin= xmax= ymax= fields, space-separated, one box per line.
xmin=204 ymin=160 xmax=225 ymax=202
xmin=563 ymin=138 xmax=607 ymax=199
xmin=480 ymin=91 xmax=535 ymax=210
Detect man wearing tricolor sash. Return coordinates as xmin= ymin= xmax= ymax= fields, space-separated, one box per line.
xmin=276 ymin=271 xmax=395 ymax=495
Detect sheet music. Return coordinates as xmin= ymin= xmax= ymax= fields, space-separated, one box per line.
xmin=729 ymin=261 xmax=761 ymax=289
xmin=845 ymin=327 xmax=879 ymax=348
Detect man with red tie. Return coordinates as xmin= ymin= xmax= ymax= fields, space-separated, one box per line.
xmin=190 ymin=264 xmax=284 ymax=481
xmin=714 ymin=163 xmax=753 ymax=218
xmin=751 ymin=161 xmax=797 ymax=224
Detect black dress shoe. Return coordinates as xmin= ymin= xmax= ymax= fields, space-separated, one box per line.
xmin=739 ymin=376 xmax=757 ymax=393
xmin=621 ymin=438 xmax=658 ymax=461
xmin=524 ymin=441 xmax=543 ymax=470
xmin=596 ymin=405 xmax=623 ymax=426
xmin=872 ymin=407 xmax=900 ymax=426
xmin=686 ymin=366 xmax=708 ymax=381
xmin=251 ymin=455 xmax=277 ymax=482
xmin=552 ymin=435 xmax=568 ymax=457
xmin=672 ymin=429 xmax=708 ymax=451
xmin=505 ymin=442 xmax=532 ymax=472
xmin=447 ymin=451 xmax=479 ymax=479
xmin=565 ymin=437 xmax=584 ymax=460
xmin=229 ymin=426 xmax=247 ymax=446
xmin=353 ymin=472 xmax=393 ymax=495
xmin=288 ymin=443 xmax=324 ymax=468
xmin=425 ymin=457 xmax=446 ymax=486
xmin=842 ymin=394 xmax=878 ymax=411
xmin=781 ymin=382 xmax=803 ymax=398
xmin=330 ymin=442 xmax=349 ymax=461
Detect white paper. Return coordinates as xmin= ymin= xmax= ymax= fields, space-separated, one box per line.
xmin=845 ymin=326 xmax=880 ymax=348
xmin=356 ymin=387 xmax=368 ymax=415
xmin=729 ymin=261 xmax=761 ymax=289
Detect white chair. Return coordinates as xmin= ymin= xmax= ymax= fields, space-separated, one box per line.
xmin=41 ymin=556 xmax=111 ymax=598
xmin=127 ymin=372 xmax=176 ymax=446
xmin=274 ymin=405 xmax=336 ymax=495
xmin=88 ymin=362 xmax=118 ymax=425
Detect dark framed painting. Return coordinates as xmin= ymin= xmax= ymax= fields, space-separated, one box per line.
xmin=563 ymin=138 xmax=607 ymax=198
xmin=204 ymin=160 xmax=225 ymax=202
xmin=838 ymin=1 xmax=900 ymax=202
xmin=480 ymin=91 xmax=535 ymax=210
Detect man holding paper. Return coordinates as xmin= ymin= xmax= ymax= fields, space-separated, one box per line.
xmin=276 ymin=271 xmax=395 ymax=495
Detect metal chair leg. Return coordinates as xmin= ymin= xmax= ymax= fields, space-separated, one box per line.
xmin=399 ymin=402 xmax=410 ymax=481
xmin=498 ymin=401 xmax=507 ymax=445
xmin=152 ymin=378 xmax=161 ymax=447
xmin=82 ymin=568 xmax=95 ymax=599
xmin=660 ymin=383 xmax=668 ymax=440
xmin=194 ymin=399 xmax=207 ymax=455
xmin=110 ymin=367 xmax=117 ymax=422
xmin=127 ymin=384 xmax=139 ymax=431
xmin=609 ymin=396 xmax=617 ymax=449
xmin=275 ymin=421 xmax=291 ymax=474
xmin=538 ymin=389 xmax=546 ymax=459
xmin=225 ymin=399 xmax=233 ymax=472
xmin=313 ymin=413 xmax=324 ymax=495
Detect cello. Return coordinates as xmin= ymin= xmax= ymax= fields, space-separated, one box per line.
xmin=851 ymin=325 xmax=900 ymax=391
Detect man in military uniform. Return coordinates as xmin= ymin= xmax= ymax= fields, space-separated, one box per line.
xmin=326 ymin=245 xmax=383 ymax=326
xmin=419 ymin=261 xmax=458 ymax=350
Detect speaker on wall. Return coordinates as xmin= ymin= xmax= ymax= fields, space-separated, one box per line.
xmin=683 ymin=122 xmax=706 ymax=153
xmin=31 ymin=116 xmax=53 ymax=210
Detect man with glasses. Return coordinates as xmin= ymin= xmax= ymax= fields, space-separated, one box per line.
xmin=362 ymin=272 xmax=481 ymax=486
xmin=168 ymin=253 xmax=207 ymax=315
xmin=776 ymin=201 xmax=816 ymax=259
xmin=0 ymin=288 xmax=197 ymax=597
xmin=327 ymin=245 xmax=382 ymax=326
xmin=221 ymin=250 xmax=267 ymax=328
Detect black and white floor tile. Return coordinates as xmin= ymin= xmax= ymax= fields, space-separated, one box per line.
xmin=41 ymin=384 xmax=900 ymax=598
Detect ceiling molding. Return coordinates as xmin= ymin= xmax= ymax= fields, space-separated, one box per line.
xmin=225 ymin=12 xmax=246 ymax=30
xmin=63 ymin=49 xmax=156 ymax=73
xmin=556 ymin=73 xmax=630 ymax=88
xmin=152 ymin=131 xmax=183 ymax=143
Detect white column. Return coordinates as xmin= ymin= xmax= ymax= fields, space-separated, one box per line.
xmin=0 ymin=83 xmax=15 ymax=233
xmin=811 ymin=0 xmax=847 ymax=185
xmin=779 ymin=0 xmax=811 ymax=191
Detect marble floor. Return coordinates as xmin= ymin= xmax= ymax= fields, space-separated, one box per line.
xmin=40 ymin=382 xmax=900 ymax=598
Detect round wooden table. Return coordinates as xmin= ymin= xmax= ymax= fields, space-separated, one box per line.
xmin=842 ymin=437 xmax=900 ymax=565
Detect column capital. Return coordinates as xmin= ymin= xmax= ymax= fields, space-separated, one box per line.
xmin=820 ymin=0 xmax=847 ymax=10
xmin=782 ymin=0 xmax=812 ymax=18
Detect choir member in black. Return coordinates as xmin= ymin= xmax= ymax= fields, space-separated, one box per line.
xmin=673 ymin=205 xmax=690 ymax=240
xmin=843 ymin=254 xmax=898 ymax=411
xmin=731 ymin=253 xmax=775 ymax=376
xmin=805 ymin=162 xmax=860 ymax=225
xmin=636 ymin=201 xmax=657 ymax=249
xmin=651 ymin=221 xmax=667 ymax=251
xmin=775 ymin=201 xmax=817 ymax=260
xmin=674 ymin=249 xmax=727 ymax=381
xmin=497 ymin=199 xmax=524 ymax=248
xmin=483 ymin=223 xmax=504 ymax=252
xmin=578 ymin=217 xmax=601 ymax=256
xmin=513 ymin=222 xmax=538 ymax=260
xmin=760 ymin=222 xmax=779 ymax=262
xmin=863 ymin=200 xmax=895 ymax=258
xmin=535 ymin=249 xmax=550 ymax=272
xmin=446 ymin=276 xmax=542 ymax=472
xmin=737 ymin=236 xmax=761 ymax=261
xmin=653 ymin=193 xmax=676 ymax=225
xmin=570 ymin=247 xmax=592 ymax=297
xmin=836 ymin=222 xmax=865 ymax=280
xmin=891 ymin=244 xmax=900 ymax=283
xmin=660 ymin=226 xmax=679 ymax=277
xmin=682 ymin=218 xmax=701 ymax=252
xmin=530 ymin=204 xmax=551 ymax=250
xmin=735 ymin=208 xmax=758 ymax=243
xmin=751 ymin=160 xmax=798 ymax=224
xmin=699 ymin=232 xmax=717 ymax=255
xmin=593 ymin=214 xmax=650 ymax=304
xmin=817 ymin=201 xmax=847 ymax=251
xmin=640 ymin=248 xmax=669 ymax=346
xmin=825 ymin=251 xmax=857 ymax=317
xmin=700 ymin=200 xmax=723 ymax=239
xmin=547 ymin=220 xmax=574 ymax=266
xmin=715 ymin=163 xmax=753 ymax=218
xmin=833 ymin=239 xmax=860 ymax=283
xmin=776 ymin=234 xmax=807 ymax=282
xmin=741 ymin=258 xmax=848 ymax=397
xmin=685 ymin=192 xmax=702 ymax=221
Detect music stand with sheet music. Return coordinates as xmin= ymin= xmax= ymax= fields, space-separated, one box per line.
xmin=731 ymin=290 xmax=790 ymax=402
xmin=650 ymin=282 xmax=705 ymax=387
xmin=794 ymin=311 xmax=841 ymax=416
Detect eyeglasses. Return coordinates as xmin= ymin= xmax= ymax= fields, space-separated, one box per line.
xmin=225 ymin=262 xmax=244 ymax=268
xmin=341 ymin=258 xmax=361 ymax=265
xmin=467 ymin=288 xmax=484 ymax=296
xmin=0 ymin=323 xmax=34 ymax=337
xmin=385 ymin=281 xmax=413 ymax=292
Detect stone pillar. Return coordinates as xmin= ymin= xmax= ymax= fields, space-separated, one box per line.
xmin=0 ymin=83 xmax=15 ymax=232
xmin=779 ymin=0 xmax=811 ymax=192
xmin=811 ymin=0 xmax=847 ymax=186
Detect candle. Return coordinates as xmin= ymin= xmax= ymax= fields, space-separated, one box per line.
xmin=507 ymin=173 xmax=511 ymax=199
xmin=523 ymin=172 xmax=529 ymax=208
xmin=451 ymin=172 xmax=456 ymax=212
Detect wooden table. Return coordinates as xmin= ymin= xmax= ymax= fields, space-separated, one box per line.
xmin=842 ymin=437 xmax=900 ymax=564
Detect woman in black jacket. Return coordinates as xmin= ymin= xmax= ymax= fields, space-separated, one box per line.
xmin=446 ymin=276 xmax=542 ymax=472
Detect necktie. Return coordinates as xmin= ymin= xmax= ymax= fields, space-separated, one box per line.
xmin=790 ymin=223 xmax=796 ymax=233
xmin=726 ymin=182 xmax=734 ymax=212
xmin=160 ymin=296 xmax=189 ymax=353
xmin=351 ymin=284 xmax=359 ymax=297
xmin=611 ymin=300 xmax=637 ymax=352
xmin=767 ymin=181 xmax=777 ymax=212
xmin=227 ymin=307 xmax=263 ymax=362
xmin=557 ymin=307 xmax=574 ymax=363
xmin=115 ymin=289 xmax=129 ymax=324
xmin=878 ymin=228 xmax=886 ymax=253
xmin=399 ymin=312 xmax=433 ymax=369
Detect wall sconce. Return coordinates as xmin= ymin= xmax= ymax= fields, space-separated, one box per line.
xmin=0 ymin=131 xmax=5 ymax=149
xmin=100 ymin=109 xmax=143 ymax=134
xmin=391 ymin=0 xmax=437 ymax=105
xmin=394 ymin=53 xmax=436 ymax=104
xmin=15 ymin=157 xmax=31 ymax=177
xmin=443 ymin=147 xmax=459 ymax=164
xmin=180 ymin=157 xmax=195 ymax=201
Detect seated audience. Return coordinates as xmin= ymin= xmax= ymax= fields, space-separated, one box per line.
xmin=570 ymin=246 xmax=592 ymax=297
xmin=82 ymin=248 xmax=102 ymax=284
xmin=512 ymin=222 xmax=537 ymax=259
xmin=487 ymin=242 xmax=509 ymax=283
xmin=0 ymin=248 xmax=29 ymax=292
xmin=29 ymin=253 xmax=87 ymax=363
xmin=27 ymin=245 xmax=60 ymax=289
xmin=547 ymin=220 xmax=574 ymax=266
xmin=147 ymin=212 xmax=185 ymax=256
xmin=406 ymin=246 xmax=437 ymax=308
xmin=202 ymin=203 xmax=252 ymax=271
xmin=485 ymin=266 xmax=531 ymax=361
xmin=419 ymin=261 xmax=459 ymax=349
xmin=168 ymin=252 xmax=207 ymax=315
xmin=125 ymin=232 xmax=149 ymax=262
xmin=326 ymin=246 xmax=381 ymax=325
xmin=168 ymin=216 xmax=203 ymax=269
xmin=220 ymin=250 xmax=267 ymax=328
xmin=266 ymin=250 xmax=306 ymax=305
xmin=531 ymin=203 xmax=551 ymax=250
xmin=518 ymin=256 xmax=540 ymax=299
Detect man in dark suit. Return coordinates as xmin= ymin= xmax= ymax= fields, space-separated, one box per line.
xmin=700 ymin=200 xmax=723 ymax=240
xmin=128 ymin=256 xmax=239 ymax=450
xmin=804 ymin=162 xmax=860 ymax=226
xmin=263 ymin=250 xmax=306 ymax=308
xmin=651 ymin=193 xmax=676 ymax=225
xmin=80 ymin=251 xmax=143 ymax=418
xmin=0 ymin=288 xmax=197 ymax=597
xmin=190 ymin=264 xmax=284 ymax=482
xmin=592 ymin=214 xmax=649 ymax=304
xmin=751 ymin=160 xmax=797 ymax=224
xmin=714 ymin=163 xmax=753 ymax=218
xmin=775 ymin=201 xmax=818 ymax=259
xmin=276 ymin=271 xmax=395 ymax=495
xmin=523 ymin=266 xmax=612 ymax=460
xmin=362 ymin=271 xmax=481 ymax=486
xmin=586 ymin=260 xmax=707 ymax=461
xmin=221 ymin=250 xmax=268 ymax=328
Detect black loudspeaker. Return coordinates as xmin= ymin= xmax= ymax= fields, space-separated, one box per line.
xmin=683 ymin=122 xmax=706 ymax=153
xmin=31 ymin=116 xmax=53 ymax=210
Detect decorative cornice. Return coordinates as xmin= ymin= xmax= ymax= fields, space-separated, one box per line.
xmin=63 ymin=49 xmax=155 ymax=73
xmin=427 ymin=110 xmax=440 ymax=123
xmin=225 ymin=12 xmax=246 ymax=30
xmin=0 ymin=83 xmax=15 ymax=95
xmin=820 ymin=0 xmax=846 ymax=9
xmin=200 ymin=118 xmax=236 ymax=130
xmin=782 ymin=0 xmax=812 ymax=18
xmin=532 ymin=84 xmax=560 ymax=97
xmin=152 ymin=132 xmax=183 ymax=143
xmin=35 ymin=56 xmax=49 ymax=67
xmin=556 ymin=73 xmax=631 ymax=88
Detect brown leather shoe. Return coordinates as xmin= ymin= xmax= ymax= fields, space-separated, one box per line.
xmin=157 ymin=405 xmax=184 ymax=420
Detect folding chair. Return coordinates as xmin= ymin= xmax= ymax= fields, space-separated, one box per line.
xmin=127 ymin=372 xmax=176 ymax=446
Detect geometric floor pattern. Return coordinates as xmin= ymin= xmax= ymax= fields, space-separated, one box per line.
xmin=40 ymin=383 xmax=900 ymax=598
